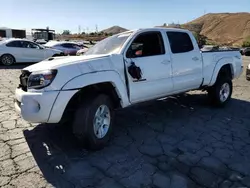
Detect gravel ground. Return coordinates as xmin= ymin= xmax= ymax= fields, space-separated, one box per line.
xmin=0 ymin=57 xmax=250 ymax=188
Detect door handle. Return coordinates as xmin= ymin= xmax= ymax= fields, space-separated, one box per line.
xmin=192 ymin=57 xmax=199 ymax=61
xmin=161 ymin=59 xmax=171 ymax=65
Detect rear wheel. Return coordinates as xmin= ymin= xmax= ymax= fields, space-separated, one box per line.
xmin=72 ymin=94 xmax=114 ymax=150
xmin=207 ymin=77 xmax=232 ymax=107
xmin=1 ymin=54 xmax=15 ymax=65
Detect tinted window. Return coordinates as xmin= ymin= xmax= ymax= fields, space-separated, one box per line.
xmin=6 ymin=41 xmax=22 ymax=47
xmin=127 ymin=32 xmax=165 ymax=58
xmin=22 ymin=41 xmax=40 ymax=49
xmin=61 ymin=43 xmax=79 ymax=48
xmin=167 ymin=32 xmax=194 ymax=53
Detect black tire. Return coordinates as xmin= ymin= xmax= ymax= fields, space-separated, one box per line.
xmin=72 ymin=94 xmax=114 ymax=150
xmin=1 ymin=54 xmax=15 ymax=65
xmin=207 ymin=77 xmax=232 ymax=107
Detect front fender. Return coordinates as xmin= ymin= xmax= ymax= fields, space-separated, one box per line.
xmin=62 ymin=70 xmax=130 ymax=107
xmin=209 ymin=57 xmax=235 ymax=86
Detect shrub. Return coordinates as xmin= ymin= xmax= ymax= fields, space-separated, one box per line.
xmin=242 ymin=36 xmax=250 ymax=47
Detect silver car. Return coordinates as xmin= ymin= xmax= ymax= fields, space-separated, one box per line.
xmin=44 ymin=41 xmax=82 ymax=56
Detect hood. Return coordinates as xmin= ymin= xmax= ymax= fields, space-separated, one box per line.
xmin=23 ymin=54 xmax=110 ymax=72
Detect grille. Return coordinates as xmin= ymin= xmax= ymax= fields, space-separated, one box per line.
xmin=18 ymin=70 xmax=31 ymax=91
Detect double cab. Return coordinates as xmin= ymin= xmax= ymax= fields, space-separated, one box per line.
xmin=14 ymin=28 xmax=243 ymax=150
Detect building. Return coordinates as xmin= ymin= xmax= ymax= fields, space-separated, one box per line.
xmin=0 ymin=27 xmax=26 ymax=38
xmin=31 ymin=27 xmax=55 ymax=41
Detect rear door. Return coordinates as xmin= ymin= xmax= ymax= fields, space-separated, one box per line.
xmin=60 ymin=43 xmax=81 ymax=55
xmin=4 ymin=41 xmax=25 ymax=62
xmin=124 ymin=31 xmax=174 ymax=103
xmin=166 ymin=31 xmax=203 ymax=92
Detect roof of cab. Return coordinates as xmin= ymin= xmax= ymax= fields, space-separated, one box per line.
xmin=118 ymin=27 xmax=190 ymax=35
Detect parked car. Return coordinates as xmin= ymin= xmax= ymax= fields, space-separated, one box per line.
xmin=34 ymin=39 xmax=48 ymax=45
xmin=246 ymin=63 xmax=250 ymax=81
xmin=14 ymin=28 xmax=243 ymax=150
xmin=76 ymin=47 xmax=89 ymax=55
xmin=0 ymin=38 xmax=64 ymax=65
xmin=44 ymin=41 xmax=82 ymax=56
xmin=243 ymin=47 xmax=250 ymax=56
xmin=201 ymin=45 xmax=219 ymax=51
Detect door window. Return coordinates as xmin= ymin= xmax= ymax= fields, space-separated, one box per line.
xmin=126 ymin=32 xmax=165 ymax=58
xmin=23 ymin=41 xmax=41 ymax=49
xmin=61 ymin=43 xmax=79 ymax=49
xmin=166 ymin=32 xmax=194 ymax=54
xmin=6 ymin=41 xmax=22 ymax=48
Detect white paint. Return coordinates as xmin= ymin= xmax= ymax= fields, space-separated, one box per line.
xmin=0 ymin=38 xmax=62 ymax=63
xmin=14 ymin=27 xmax=243 ymax=124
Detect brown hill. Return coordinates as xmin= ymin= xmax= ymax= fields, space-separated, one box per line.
xmin=101 ymin=26 xmax=128 ymax=34
xmin=182 ymin=12 xmax=250 ymax=46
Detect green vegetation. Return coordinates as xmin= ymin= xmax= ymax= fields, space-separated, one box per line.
xmin=242 ymin=36 xmax=250 ymax=47
xmin=62 ymin=30 xmax=71 ymax=35
xmin=192 ymin=32 xmax=208 ymax=47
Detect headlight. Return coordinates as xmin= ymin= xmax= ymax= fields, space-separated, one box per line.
xmin=27 ymin=69 xmax=57 ymax=89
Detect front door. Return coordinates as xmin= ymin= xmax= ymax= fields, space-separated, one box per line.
xmin=124 ymin=31 xmax=174 ymax=103
xmin=22 ymin=41 xmax=45 ymax=62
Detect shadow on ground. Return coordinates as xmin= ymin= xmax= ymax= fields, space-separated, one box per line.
xmin=0 ymin=63 xmax=32 ymax=70
xmin=23 ymin=93 xmax=250 ymax=188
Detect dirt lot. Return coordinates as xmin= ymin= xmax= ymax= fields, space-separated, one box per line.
xmin=0 ymin=57 xmax=250 ymax=188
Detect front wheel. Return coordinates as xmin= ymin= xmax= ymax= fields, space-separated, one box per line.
xmin=207 ymin=77 xmax=232 ymax=107
xmin=72 ymin=94 xmax=114 ymax=150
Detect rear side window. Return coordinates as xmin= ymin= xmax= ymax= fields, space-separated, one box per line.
xmin=6 ymin=41 xmax=22 ymax=47
xmin=166 ymin=32 xmax=194 ymax=53
xmin=61 ymin=43 xmax=79 ymax=48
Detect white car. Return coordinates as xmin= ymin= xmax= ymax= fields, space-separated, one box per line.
xmin=0 ymin=38 xmax=64 ymax=65
xmin=14 ymin=28 xmax=243 ymax=150
xmin=76 ymin=48 xmax=89 ymax=55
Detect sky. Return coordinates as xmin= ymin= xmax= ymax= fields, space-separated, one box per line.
xmin=1 ymin=0 xmax=249 ymax=34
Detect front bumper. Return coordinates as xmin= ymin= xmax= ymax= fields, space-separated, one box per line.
xmin=246 ymin=67 xmax=250 ymax=81
xmin=14 ymin=88 xmax=78 ymax=123
xmin=14 ymin=88 xmax=59 ymax=123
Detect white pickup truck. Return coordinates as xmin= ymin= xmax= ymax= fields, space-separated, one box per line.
xmin=14 ymin=28 xmax=243 ymax=150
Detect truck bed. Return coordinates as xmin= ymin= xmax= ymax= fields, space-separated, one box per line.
xmin=201 ymin=50 xmax=242 ymax=86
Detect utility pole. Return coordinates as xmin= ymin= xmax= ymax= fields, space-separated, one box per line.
xmin=95 ymin=24 xmax=98 ymax=33
xmin=78 ymin=25 xmax=81 ymax=34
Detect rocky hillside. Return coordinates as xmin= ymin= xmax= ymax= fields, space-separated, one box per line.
xmin=182 ymin=12 xmax=250 ymax=46
xmin=101 ymin=26 xmax=128 ymax=34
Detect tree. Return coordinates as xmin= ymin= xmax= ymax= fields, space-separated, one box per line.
xmin=193 ymin=32 xmax=207 ymax=48
xmin=62 ymin=30 xmax=71 ymax=35
xmin=242 ymin=36 xmax=250 ymax=47
xmin=81 ymin=32 xmax=86 ymax=35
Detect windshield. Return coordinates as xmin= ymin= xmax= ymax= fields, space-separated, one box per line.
xmin=84 ymin=32 xmax=132 ymax=55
